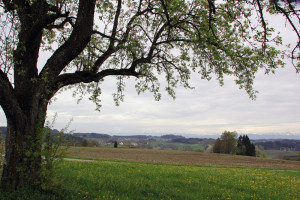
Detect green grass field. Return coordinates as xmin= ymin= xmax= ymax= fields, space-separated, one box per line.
xmin=0 ymin=147 xmax=300 ymax=199
xmin=1 ymin=160 xmax=300 ymax=200
xmin=58 ymin=160 xmax=300 ymax=200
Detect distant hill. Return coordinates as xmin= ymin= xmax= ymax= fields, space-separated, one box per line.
xmin=74 ymin=132 xmax=111 ymax=139
xmin=114 ymin=135 xmax=153 ymax=139
xmin=160 ymin=134 xmax=185 ymax=140
xmin=254 ymin=139 xmax=300 ymax=151
xmin=171 ymin=138 xmax=203 ymax=144
xmin=60 ymin=134 xmax=84 ymax=144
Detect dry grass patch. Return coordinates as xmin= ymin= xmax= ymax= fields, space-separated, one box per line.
xmin=66 ymin=147 xmax=300 ymax=169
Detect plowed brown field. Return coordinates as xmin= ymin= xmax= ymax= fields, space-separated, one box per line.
xmin=66 ymin=147 xmax=300 ymax=169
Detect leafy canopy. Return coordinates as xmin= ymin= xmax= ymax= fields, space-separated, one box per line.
xmin=0 ymin=0 xmax=299 ymax=110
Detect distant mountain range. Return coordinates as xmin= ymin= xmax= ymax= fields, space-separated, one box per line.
xmin=175 ymin=133 xmax=300 ymax=140
xmin=1 ymin=126 xmax=300 ymax=139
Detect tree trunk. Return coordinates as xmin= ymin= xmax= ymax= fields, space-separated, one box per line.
xmin=0 ymin=0 xmax=97 ymax=191
xmin=1 ymin=107 xmax=46 ymax=191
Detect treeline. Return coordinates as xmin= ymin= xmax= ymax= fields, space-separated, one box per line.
xmin=254 ymin=140 xmax=300 ymax=150
xmin=213 ymin=131 xmax=256 ymax=156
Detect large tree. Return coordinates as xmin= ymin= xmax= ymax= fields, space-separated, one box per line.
xmin=212 ymin=131 xmax=237 ymax=154
xmin=0 ymin=0 xmax=299 ymax=191
xmin=220 ymin=130 xmax=238 ymax=154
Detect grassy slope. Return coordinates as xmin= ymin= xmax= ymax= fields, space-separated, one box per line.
xmin=66 ymin=147 xmax=300 ymax=169
xmin=2 ymin=160 xmax=299 ymax=200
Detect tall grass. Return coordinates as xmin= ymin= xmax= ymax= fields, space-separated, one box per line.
xmin=1 ymin=160 xmax=299 ymax=199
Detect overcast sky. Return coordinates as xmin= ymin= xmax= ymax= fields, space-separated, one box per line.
xmin=42 ymin=65 xmax=299 ymax=136
xmin=0 ymin=6 xmax=300 ymax=137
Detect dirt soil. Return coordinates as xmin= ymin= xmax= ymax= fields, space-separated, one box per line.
xmin=66 ymin=147 xmax=300 ymax=169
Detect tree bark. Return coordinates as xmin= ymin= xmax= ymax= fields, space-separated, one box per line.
xmin=1 ymin=105 xmax=47 ymax=191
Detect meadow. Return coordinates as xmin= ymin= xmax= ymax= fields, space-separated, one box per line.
xmin=0 ymin=147 xmax=300 ymax=199
xmin=59 ymin=160 xmax=300 ymax=200
xmin=1 ymin=160 xmax=299 ymax=200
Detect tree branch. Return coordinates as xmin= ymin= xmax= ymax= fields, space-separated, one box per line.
xmin=26 ymin=11 xmax=70 ymax=48
xmin=256 ymin=0 xmax=267 ymax=50
xmin=207 ymin=0 xmax=216 ymax=28
xmin=50 ymin=69 xmax=140 ymax=100
xmin=39 ymin=0 xmax=96 ymax=84
xmin=45 ymin=14 xmax=73 ymax=30
xmin=90 ymin=0 xmax=122 ymax=70
xmin=93 ymin=30 xmax=121 ymax=42
xmin=0 ymin=69 xmax=21 ymax=120
xmin=92 ymin=1 xmax=154 ymax=73
xmin=271 ymin=0 xmax=300 ymax=70
xmin=109 ymin=0 xmax=122 ymax=49
xmin=2 ymin=0 xmax=15 ymax=12
xmin=271 ymin=1 xmax=300 ymax=40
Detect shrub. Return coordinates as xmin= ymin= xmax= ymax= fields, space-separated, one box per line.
xmin=81 ymin=139 xmax=88 ymax=147
xmin=114 ymin=141 xmax=118 ymax=148
xmin=40 ymin=114 xmax=73 ymax=190
xmin=256 ymin=145 xmax=266 ymax=158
